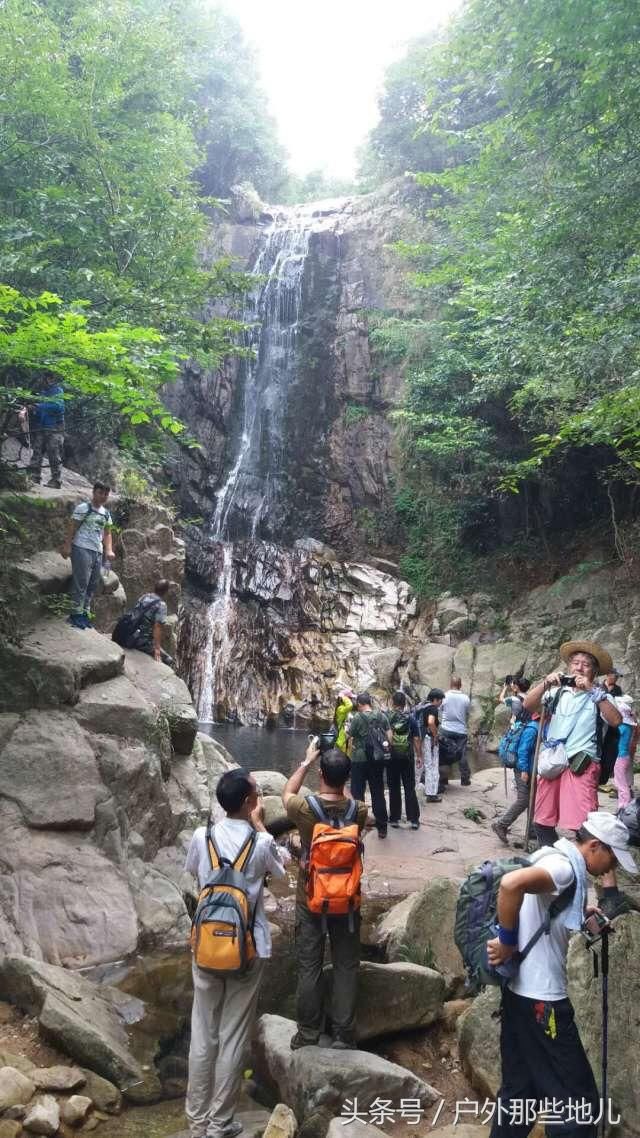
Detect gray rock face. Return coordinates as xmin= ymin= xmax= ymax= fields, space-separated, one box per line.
xmin=33 ymin=1065 xmax=86 ymax=1091
xmin=0 ymin=620 xmax=124 ymax=712
xmin=0 ymin=1067 xmax=36 ymax=1110
xmin=61 ymin=1094 xmax=93 ymax=1126
xmin=123 ymin=653 xmax=198 ymax=755
xmin=254 ymin=1014 xmax=440 ymax=1138
xmin=324 ymin=961 xmax=445 ymax=1041
xmin=457 ymin=987 xmax=501 ymax=1099
xmin=263 ymin=1103 xmax=298 ymax=1138
xmin=0 ymin=712 xmax=106 ymax=829
xmin=378 ymin=877 xmax=464 ymax=987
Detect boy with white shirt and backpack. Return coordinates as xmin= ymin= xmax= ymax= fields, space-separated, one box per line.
xmin=185 ymin=769 xmax=288 ymax=1138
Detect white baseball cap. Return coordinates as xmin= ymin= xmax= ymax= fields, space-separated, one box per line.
xmin=583 ymin=811 xmax=638 ymax=874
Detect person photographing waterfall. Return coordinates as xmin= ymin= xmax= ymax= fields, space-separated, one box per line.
xmin=185 ymin=769 xmax=288 ymax=1138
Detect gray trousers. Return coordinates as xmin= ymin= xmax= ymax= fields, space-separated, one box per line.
xmin=497 ymin=769 xmax=531 ymax=831
xmin=295 ymin=901 xmax=360 ymax=1044
xmin=71 ymin=546 xmax=102 ymax=614
xmin=186 ymin=958 xmax=265 ymax=1138
xmin=28 ymin=429 xmax=64 ymax=481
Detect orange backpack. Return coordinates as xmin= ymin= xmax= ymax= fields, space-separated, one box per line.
xmin=305 ymin=796 xmax=363 ymax=928
xmin=190 ymin=828 xmax=257 ymax=975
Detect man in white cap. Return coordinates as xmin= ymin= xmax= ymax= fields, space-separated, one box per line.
xmin=523 ymin=639 xmax=621 ymax=845
xmin=487 ymin=812 xmax=636 ymax=1137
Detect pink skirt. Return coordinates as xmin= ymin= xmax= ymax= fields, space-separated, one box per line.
xmin=534 ymin=761 xmax=600 ymax=830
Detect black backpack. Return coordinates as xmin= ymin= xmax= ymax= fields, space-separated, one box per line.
xmin=112 ymin=597 xmax=159 ymax=648
xmin=362 ymin=713 xmax=389 ymax=762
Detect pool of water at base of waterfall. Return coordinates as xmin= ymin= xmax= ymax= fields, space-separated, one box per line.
xmin=199 ymin=723 xmax=497 ymax=780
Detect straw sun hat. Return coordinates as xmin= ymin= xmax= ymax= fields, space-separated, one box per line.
xmin=559 ymin=640 xmax=613 ymax=676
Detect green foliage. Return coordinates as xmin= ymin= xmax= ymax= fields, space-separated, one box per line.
xmin=396 ymin=940 xmax=436 ymax=969
xmin=280 ymin=169 xmax=359 ymax=205
xmin=344 ymin=403 xmax=370 ymax=427
xmin=463 ymin=806 xmax=486 ymax=824
xmin=365 ymin=0 xmax=640 ymax=591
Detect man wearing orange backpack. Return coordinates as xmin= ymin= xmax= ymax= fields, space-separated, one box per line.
xmin=185 ymin=769 xmax=288 ymax=1138
xmin=283 ymin=741 xmax=368 ymax=1051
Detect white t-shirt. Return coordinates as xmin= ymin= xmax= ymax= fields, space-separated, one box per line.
xmin=185 ymin=820 xmax=288 ymax=958
xmin=71 ymin=502 xmax=112 ymax=553
xmin=509 ymin=850 xmax=576 ymax=1001
xmin=441 ymin=690 xmax=471 ymax=735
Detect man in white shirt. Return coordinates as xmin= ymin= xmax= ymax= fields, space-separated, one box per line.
xmin=486 ymin=812 xmax=636 ymax=1138
xmin=184 ymin=769 xmax=288 ymax=1138
xmin=440 ymin=676 xmax=472 ymax=787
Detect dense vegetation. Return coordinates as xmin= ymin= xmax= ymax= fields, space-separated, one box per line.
xmin=0 ymin=0 xmax=286 ymax=463
xmin=363 ymin=0 xmax=640 ymax=595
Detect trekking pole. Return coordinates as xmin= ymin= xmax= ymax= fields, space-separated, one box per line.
xmin=600 ymin=927 xmax=610 ymax=1138
xmin=524 ymin=710 xmax=546 ymax=853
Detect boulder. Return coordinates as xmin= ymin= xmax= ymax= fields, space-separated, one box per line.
xmin=457 ymin=987 xmax=501 ymax=1098
xmin=33 ymin=1065 xmax=85 ymax=1091
xmin=0 ymin=620 xmax=124 ymax=712
xmin=263 ymin=1103 xmax=298 ymax=1138
xmin=253 ymin=771 xmax=287 ymax=797
xmin=0 ymin=1067 xmax=36 ymax=1110
xmin=326 ymin=1121 xmax=386 ymax=1138
xmin=254 ymin=1015 xmax=440 ymax=1138
xmin=73 ymin=675 xmax=157 ymax=743
xmin=378 ymin=877 xmax=464 ymax=987
xmin=0 ymin=712 xmax=106 ymax=830
xmin=569 ymin=912 xmax=640 ymax=1134
xmin=61 ymin=1094 xmax=93 ymax=1126
xmin=371 ymin=647 xmax=401 ymax=689
xmin=262 ymin=795 xmax=295 ymax=836
xmin=413 ymin=644 xmax=453 ymax=692
xmin=79 ymin=1069 xmax=121 ymax=1114
xmin=22 ymin=1095 xmax=60 ymax=1135
xmin=0 ymin=957 xmax=145 ymax=1093
xmin=123 ymin=654 xmax=198 ymax=755
xmin=15 ymin=550 xmax=71 ymax=596
xmin=0 ymin=1123 xmax=23 ymax=1138
xmin=436 ymin=595 xmax=469 ymax=634
xmin=324 ymin=962 xmax=445 ymax=1041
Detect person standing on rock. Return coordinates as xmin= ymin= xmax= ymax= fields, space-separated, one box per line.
xmin=439 ymin=675 xmax=472 ymax=788
xmin=333 ymin=689 xmax=355 ymax=754
xmin=25 ymin=372 xmax=65 ymax=488
xmin=345 ymin=692 xmax=392 ymax=838
xmin=491 ymin=713 xmax=540 ymax=846
xmin=61 ymin=481 xmax=114 ymax=629
xmin=283 ymin=742 xmax=368 ymax=1050
xmin=185 ymin=769 xmax=288 ymax=1138
xmin=487 ymin=812 xmax=636 ymax=1138
xmin=418 ymin=688 xmax=445 ymax=802
xmin=523 ymin=640 xmax=621 ymax=845
xmin=387 ymin=690 xmax=421 ymax=830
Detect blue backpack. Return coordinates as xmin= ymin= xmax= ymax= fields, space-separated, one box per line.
xmin=498 ymin=718 xmax=536 ymax=769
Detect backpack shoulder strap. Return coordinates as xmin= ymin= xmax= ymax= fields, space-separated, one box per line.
xmin=342 ymin=798 xmax=358 ymax=825
xmin=207 ymin=826 xmax=221 ymax=871
xmin=232 ymin=830 xmax=257 ymax=873
xmin=307 ymin=795 xmax=331 ymax=825
xmin=519 ymin=874 xmax=577 ymax=962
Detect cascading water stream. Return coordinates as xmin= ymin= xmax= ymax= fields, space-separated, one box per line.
xmin=195 ymin=206 xmax=317 ymax=720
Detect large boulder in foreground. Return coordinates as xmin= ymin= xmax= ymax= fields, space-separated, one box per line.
xmin=569 ymin=912 xmax=640 ymax=1135
xmin=254 ymin=1015 xmax=440 ymax=1138
xmin=457 ymin=987 xmax=501 ymax=1099
xmin=377 ymin=877 xmax=464 ymax=988
xmin=0 ymin=956 xmax=154 ymax=1100
xmin=324 ymin=962 xmax=445 ymax=1041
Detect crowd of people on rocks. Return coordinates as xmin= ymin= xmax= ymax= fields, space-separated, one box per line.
xmin=183 ymin=636 xmax=639 ymax=1138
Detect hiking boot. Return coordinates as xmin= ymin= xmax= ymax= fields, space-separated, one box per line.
xmin=390 ymin=821 xmax=401 ymax=829
xmin=461 ymin=776 xmax=471 ymax=786
xmin=82 ymin=612 xmax=95 ymax=628
xmin=491 ymin=821 xmax=509 ymax=845
xmin=377 ymin=827 xmax=388 ymax=839
xmin=222 ymin=1121 xmax=244 ymax=1138
xmin=67 ymin=614 xmax=86 ymax=630
xmin=46 ymin=478 xmax=62 ymax=488
xmin=426 ymin=795 xmax=442 ymax=803
xmin=411 ymin=822 xmax=420 ymax=831
xmin=290 ymin=1031 xmax=319 ymax=1050
xmin=331 ymin=1037 xmax=357 ymax=1050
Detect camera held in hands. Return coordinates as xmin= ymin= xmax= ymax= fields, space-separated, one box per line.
xmin=582 ymin=911 xmax=611 ymax=944
xmin=559 ymin=674 xmax=577 ymax=687
xmin=308 ymin=730 xmax=337 ymax=754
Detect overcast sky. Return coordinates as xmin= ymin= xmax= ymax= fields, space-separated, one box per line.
xmin=218 ymin=0 xmax=462 ymax=178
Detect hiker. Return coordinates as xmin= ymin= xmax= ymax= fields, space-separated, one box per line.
xmin=487 ymin=811 xmax=636 ymax=1138
xmin=604 ymin=668 xmax=623 ymax=698
xmin=333 ymin=689 xmax=355 ymax=754
xmin=491 ymin=713 xmax=540 ymax=846
xmin=419 ymin=688 xmax=445 ymax=803
xmin=185 ymin=769 xmax=288 ymax=1138
xmin=345 ymin=692 xmax=392 ymax=838
xmin=612 ymin=695 xmax=637 ymax=809
xmin=498 ymin=675 xmax=531 ymax=722
xmin=283 ymin=742 xmax=367 ymax=1050
xmin=26 ymin=373 xmax=65 ymax=488
xmin=523 ymin=639 xmax=621 ymax=845
xmin=127 ymin=579 xmax=174 ymax=665
xmin=387 ymin=690 xmax=421 ymax=830
xmin=61 ymin=481 xmax=114 ymax=629
xmin=439 ymin=676 xmax=472 ymax=788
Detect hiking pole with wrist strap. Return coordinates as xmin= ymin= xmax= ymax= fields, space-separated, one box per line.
xmin=585 ymin=919 xmax=612 ymax=1138
xmin=525 ymin=707 xmax=547 ymax=853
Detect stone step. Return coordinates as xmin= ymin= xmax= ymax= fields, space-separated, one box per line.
xmin=0 ymin=618 xmax=124 ymax=712
xmin=15 ymin=549 xmax=71 ymax=596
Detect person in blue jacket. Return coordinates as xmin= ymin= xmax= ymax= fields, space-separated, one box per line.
xmin=26 ymin=373 xmax=65 ymax=488
xmin=491 ymin=714 xmax=540 ymax=845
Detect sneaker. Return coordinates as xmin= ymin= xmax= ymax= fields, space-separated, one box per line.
xmin=377 ymin=828 xmax=388 ymax=839
xmin=426 ymin=795 xmax=442 ymax=803
xmin=222 ymin=1121 xmax=244 ymax=1138
xmin=411 ymin=822 xmax=420 ymax=831
xmin=46 ymin=478 xmax=62 ymax=488
xmin=290 ymin=1031 xmax=319 ymax=1050
xmin=390 ymin=822 xmax=401 ymax=829
xmin=331 ymin=1037 xmax=357 ymax=1050
xmin=461 ymin=777 xmax=471 ymax=786
xmin=491 ymin=821 xmax=509 ymax=845
xmin=67 ymin=614 xmax=86 ymax=630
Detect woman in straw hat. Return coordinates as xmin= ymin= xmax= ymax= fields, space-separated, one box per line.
xmin=523 ymin=639 xmax=622 ymax=844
